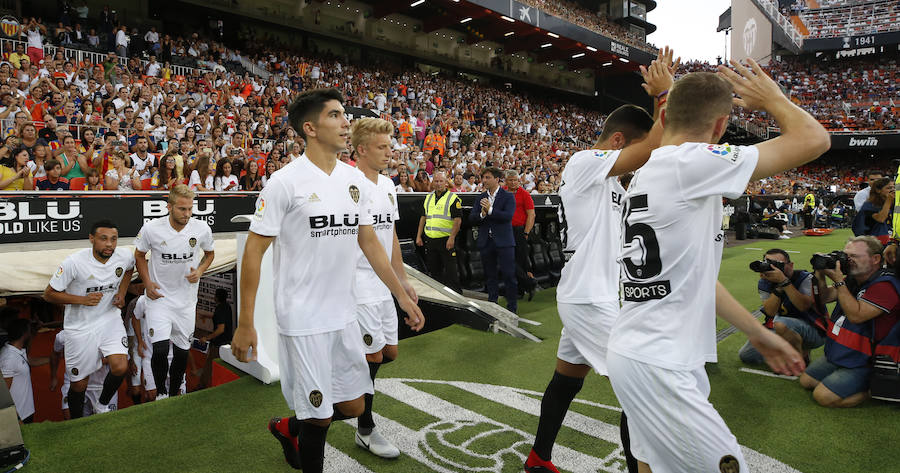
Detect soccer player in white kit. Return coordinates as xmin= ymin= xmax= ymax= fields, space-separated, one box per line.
xmin=231 ymin=88 xmax=425 ymax=473
xmin=134 ymin=185 xmax=215 ymax=398
xmin=607 ymin=60 xmax=830 ymax=473
xmin=51 ymin=330 xmax=119 ymax=417
xmin=43 ymin=220 xmax=135 ymax=419
xmin=525 ymin=49 xmax=677 ymax=473
xmin=125 ymin=294 xmax=157 ymax=403
xmin=348 ymin=117 xmax=418 ymax=458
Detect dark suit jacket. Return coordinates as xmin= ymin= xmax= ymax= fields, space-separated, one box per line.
xmin=468 ymin=188 xmax=516 ymax=248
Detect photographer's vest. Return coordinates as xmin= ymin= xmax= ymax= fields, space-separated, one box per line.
xmin=893 ymin=169 xmax=900 ymax=238
xmin=759 ymin=270 xmax=822 ymax=330
xmin=424 ymin=190 xmax=459 ymax=238
xmin=825 ymin=272 xmax=900 ymax=368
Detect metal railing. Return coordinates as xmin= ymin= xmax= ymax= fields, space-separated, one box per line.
xmin=0 ymin=38 xmax=210 ymax=78
xmin=754 ymin=0 xmax=805 ymax=48
xmin=730 ymin=116 xmax=770 ymax=139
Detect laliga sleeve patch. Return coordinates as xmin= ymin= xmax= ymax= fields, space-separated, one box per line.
xmin=56 ymin=266 xmax=64 ymax=277
xmin=253 ymin=197 xmax=266 ymax=221
xmin=705 ymin=144 xmax=740 ymax=163
xmin=592 ymin=150 xmax=611 ymax=159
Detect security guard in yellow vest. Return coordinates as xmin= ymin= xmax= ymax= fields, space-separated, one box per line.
xmin=416 ymin=171 xmax=462 ymax=292
xmin=885 ymin=169 xmax=900 ymax=265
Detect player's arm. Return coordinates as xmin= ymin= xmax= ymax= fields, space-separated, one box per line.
xmin=43 ymin=285 xmax=101 ymax=306
xmin=133 ymin=249 xmax=164 ymax=299
xmin=359 ymin=225 xmax=425 ymax=331
xmin=392 ymin=228 xmax=417 ymax=303
xmin=231 ymin=231 xmax=274 ymax=362
xmin=132 ymin=317 xmax=147 ymax=357
xmin=49 ymin=347 xmax=61 ymax=391
xmin=716 ymin=281 xmax=804 ymax=375
xmin=717 ymin=59 xmax=830 ymax=181
xmin=415 ymin=215 xmax=426 ymax=246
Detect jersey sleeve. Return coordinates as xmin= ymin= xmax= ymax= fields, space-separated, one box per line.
xmin=199 ymin=222 xmax=215 ymax=251
xmin=134 ymin=223 xmax=151 ymax=253
xmin=249 ymin=176 xmax=290 ymax=236
xmin=0 ymin=351 xmax=21 ymax=377
xmin=134 ymin=296 xmax=146 ymax=320
xmin=49 ymin=255 xmax=76 ymax=292
xmin=676 ymin=144 xmax=759 ymax=200
xmin=589 ymin=150 xmax=622 ymax=186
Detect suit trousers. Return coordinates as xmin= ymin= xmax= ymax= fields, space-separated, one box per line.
xmin=512 ymin=226 xmax=535 ymax=293
xmin=425 ymin=236 xmax=461 ymax=293
xmin=480 ymin=238 xmax=517 ymax=313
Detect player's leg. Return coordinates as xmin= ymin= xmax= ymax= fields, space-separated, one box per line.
xmin=64 ymin=330 xmax=103 ymax=419
xmin=97 ymin=321 xmax=129 ymax=407
xmin=166 ymin=312 xmax=193 ymax=396
xmin=356 ymin=301 xmax=400 ymax=458
xmin=148 ymin=312 xmax=174 ymax=396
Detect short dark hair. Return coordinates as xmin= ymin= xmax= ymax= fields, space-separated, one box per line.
xmin=44 ymin=158 xmax=60 ymax=172
xmin=765 ymin=248 xmax=791 ymax=263
xmin=597 ymin=105 xmax=654 ymax=145
xmin=865 ymin=169 xmax=884 ymax=178
xmin=215 ymin=288 xmax=228 ymax=302
xmin=287 ymin=88 xmax=345 ymax=140
xmin=482 ymin=167 xmax=502 ymax=179
xmin=5 ymin=318 xmax=30 ymax=342
xmin=90 ymin=219 xmax=118 ymax=235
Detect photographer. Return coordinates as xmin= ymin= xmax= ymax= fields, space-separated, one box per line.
xmin=739 ymin=249 xmax=825 ymax=365
xmin=799 ymin=236 xmax=900 ymax=407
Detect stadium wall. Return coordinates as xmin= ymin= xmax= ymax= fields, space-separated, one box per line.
xmin=732 ymin=0 xmax=775 ymax=64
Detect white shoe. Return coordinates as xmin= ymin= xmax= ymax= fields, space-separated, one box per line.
xmin=156 ymin=393 xmax=169 ymax=401
xmin=356 ymin=429 xmax=400 ymax=459
xmin=94 ymin=402 xmax=113 ymax=414
xmin=783 ymin=230 xmax=793 ymax=234
xmin=779 ymin=235 xmax=790 ymax=240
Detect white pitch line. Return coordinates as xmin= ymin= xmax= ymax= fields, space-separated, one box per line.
xmin=739 ymin=367 xmax=799 ymax=380
xmin=324 ymin=443 xmax=376 ymax=473
xmin=785 ymin=250 xmax=800 ymax=253
xmin=743 ymin=247 xmax=764 ymax=250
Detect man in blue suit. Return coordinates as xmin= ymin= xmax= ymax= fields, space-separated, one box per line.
xmin=469 ymin=167 xmax=518 ymax=313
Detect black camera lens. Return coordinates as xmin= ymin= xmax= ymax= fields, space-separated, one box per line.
xmin=750 ymin=261 xmax=772 ymax=272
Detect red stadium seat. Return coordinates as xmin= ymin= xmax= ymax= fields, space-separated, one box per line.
xmin=69 ymin=177 xmax=86 ymax=190
xmin=141 ymin=178 xmax=153 ymax=190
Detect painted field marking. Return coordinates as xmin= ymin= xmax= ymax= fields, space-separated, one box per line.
xmin=740 ymin=367 xmax=799 ymax=381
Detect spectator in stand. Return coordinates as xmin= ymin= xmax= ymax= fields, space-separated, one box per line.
xmin=395 ymin=170 xmax=414 ymax=193
xmin=36 ymin=159 xmax=70 ymax=190
xmin=22 ymin=18 xmax=48 ymax=67
xmin=412 ymin=169 xmax=431 ymax=192
xmin=0 ymin=148 xmax=34 ymax=190
xmin=151 ymin=154 xmax=178 ymax=190
xmin=241 ymin=160 xmax=263 ymax=191
xmin=214 ymin=159 xmax=240 ymax=191
xmin=105 ymin=150 xmax=142 ymax=191
xmin=189 ymin=155 xmax=215 ymax=191
xmin=852 ymin=177 xmax=893 ymax=245
xmin=854 ymin=170 xmax=884 ymax=211
xmin=83 ymin=168 xmax=102 ymax=190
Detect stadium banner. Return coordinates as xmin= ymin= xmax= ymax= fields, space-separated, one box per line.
xmin=731 ymin=0 xmax=773 ymax=65
xmin=0 ymin=192 xmax=562 ymax=244
xmin=468 ymin=0 xmax=655 ymax=64
xmin=768 ymin=130 xmax=900 ymax=150
xmin=804 ymin=31 xmax=900 ymax=52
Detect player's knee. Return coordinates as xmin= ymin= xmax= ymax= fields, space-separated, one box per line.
xmin=382 ymin=345 xmax=398 ymax=362
xmin=337 ymin=398 xmax=366 ymax=418
xmin=798 ymin=373 xmax=819 ymax=390
xmin=108 ymin=357 xmax=128 ymax=376
xmin=70 ymin=378 xmax=89 ymax=392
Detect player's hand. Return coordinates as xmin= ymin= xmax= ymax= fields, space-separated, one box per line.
xmin=717 ymin=58 xmax=786 ymax=112
xmin=231 ymin=325 xmax=257 ymax=362
xmin=112 ymin=293 xmax=125 ymax=308
xmin=49 ymin=376 xmax=58 ymax=392
xmin=137 ymin=337 xmax=149 ymax=357
xmin=398 ymin=296 xmax=425 ymax=332
xmin=401 ymin=278 xmax=418 ymax=304
xmin=82 ymin=292 xmax=103 ymax=306
xmin=186 ymin=267 xmax=202 ymax=284
xmin=885 ymin=244 xmax=898 ymax=266
xmin=749 ymin=328 xmax=805 ymax=376
xmin=640 ymin=46 xmax=679 ymax=97
xmin=145 ymin=281 xmax=164 ymax=299
xmin=446 ymin=237 xmax=455 ymax=250
xmin=415 ymin=236 xmax=424 ymax=247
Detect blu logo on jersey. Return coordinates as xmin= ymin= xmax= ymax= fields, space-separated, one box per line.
xmin=309 ymin=214 xmax=360 ymax=229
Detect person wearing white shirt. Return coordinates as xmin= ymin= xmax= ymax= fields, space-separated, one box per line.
xmin=0 ymin=319 xmax=35 ymax=423
xmin=145 ymin=56 xmax=161 ymax=77
xmin=115 ymin=26 xmax=129 ymax=57
xmin=854 ymin=170 xmax=884 ymax=211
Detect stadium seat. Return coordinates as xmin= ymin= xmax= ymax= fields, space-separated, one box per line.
xmin=141 ymin=178 xmax=152 ymax=190
xmin=69 ymin=177 xmax=86 ymax=190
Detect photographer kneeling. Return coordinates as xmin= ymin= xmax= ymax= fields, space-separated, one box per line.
xmin=740 ymin=249 xmax=825 ymax=365
xmin=799 ymin=236 xmax=900 ymax=407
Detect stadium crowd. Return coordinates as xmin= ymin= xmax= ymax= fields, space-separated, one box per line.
xmin=798 ymin=0 xmax=899 ymax=39
xmin=519 ymin=0 xmax=657 ymax=52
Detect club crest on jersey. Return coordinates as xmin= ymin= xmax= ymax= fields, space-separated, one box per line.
xmin=115 ymin=267 xmax=123 ymax=277
xmin=363 ymin=334 xmax=373 ymax=346
xmin=719 ymin=455 xmax=740 ymax=473
xmin=189 ymin=237 xmax=197 ymax=248
xmin=121 ymin=336 xmax=128 ymax=348
xmin=309 ymin=390 xmax=323 ymax=408
xmin=149 ymin=328 xmax=154 ymax=337
xmin=349 ymin=185 xmax=360 ymax=204
xmin=71 ymin=367 xmax=79 ymax=376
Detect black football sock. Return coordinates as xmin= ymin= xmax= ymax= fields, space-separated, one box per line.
xmin=68 ymin=389 xmax=86 ymax=419
xmin=150 ymin=340 xmax=170 ymax=396
xmin=620 ymin=411 xmax=639 ymax=473
xmin=532 ymin=370 xmax=584 ymax=461
xmin=331 ymin=403 xmax=355 ymax=422
xmin=358 ymin=361 xmax=382 ymax=435
xmin=131 ymin=393 xmax=142 ymax=405
xmin=299 ymin=422 xmax=330 ymax=473
xmin=288 ymin=416 xmax=303 ymax=437
xmin=168 ymin=345 xmax=189 ymax=396
xmin=99 ymin=370 xmax=125 ymax=405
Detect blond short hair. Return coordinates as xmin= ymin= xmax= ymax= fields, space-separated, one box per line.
xmin=350 ymin=117 xmax=394 ymax=150
xmin=848 ymin=235 xmax=884 ymax=256
xmin=168 ymin=184 xmax=195 ymax=204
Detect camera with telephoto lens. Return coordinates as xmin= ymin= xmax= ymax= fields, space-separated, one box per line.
xmin=810 ymin=251 xmax=850 ymax=271
xmin=749 ymin=259 xmax=786 ymax=273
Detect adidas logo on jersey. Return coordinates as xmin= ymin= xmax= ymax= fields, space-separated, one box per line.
xmin=309 ymin=193 xmax=321 ymax=202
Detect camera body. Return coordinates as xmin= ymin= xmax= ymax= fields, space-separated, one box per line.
xmin=749 ymin=259 xmax=786 ymax=273
xmin=810 ymin=251 xmax=850 ymax=271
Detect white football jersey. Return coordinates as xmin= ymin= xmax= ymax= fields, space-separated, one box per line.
xmin=49 ymin=248 xmax=135 ymax=331
xmin=250 ymin=155 xmax=375 ymax=336
xmin=134 ymin=217 xmax=214 ymax=312
xmin=125 ymin=296 xmax=150 ymax=344
xmin=354 ymin=173 xmax=400 ymax=304
xmin=609 ymin=143 xmax=759 ymax=371
xmin=556 ymin=149 xmax=624 ymax=304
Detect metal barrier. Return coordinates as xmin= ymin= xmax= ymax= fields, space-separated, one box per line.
xmin=754 ymin=0 xmax=805 ymax=48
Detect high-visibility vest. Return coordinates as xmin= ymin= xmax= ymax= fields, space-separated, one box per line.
xmin=424 ymin=190 xmax=459 ymax=238
xmin=433 ymin=134 xmax=446 ymax=156
xmin=399 ymin=122 xmax=413 ymax=145
xmin=893 ymin=169 xmax=900 ymax=238
xmin=423 ymin=134 xmax=436 ymax=155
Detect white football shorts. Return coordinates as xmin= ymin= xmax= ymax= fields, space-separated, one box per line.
xmin=64 ymin=320 xmax=128 ymax=383
xmin=356 ymin=300 xmax=399 ymax=354
xmin=556 ymin=301 xmax=618 ymax=376
xmin=145 ymin=305 xmax=195 ymax=350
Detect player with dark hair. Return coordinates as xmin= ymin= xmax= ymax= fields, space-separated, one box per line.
xmin=134 ymin=185 xmax=215 ymax=399
xmin=524 ymin=48 xmax=674 ymax=473
xmin=43 ymin=220 xmax=134 ymax=418
xmin=608 ymin=59 xmax=829 ymax=472
xmin=231 ymin=88 xmax=424 ymax=473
